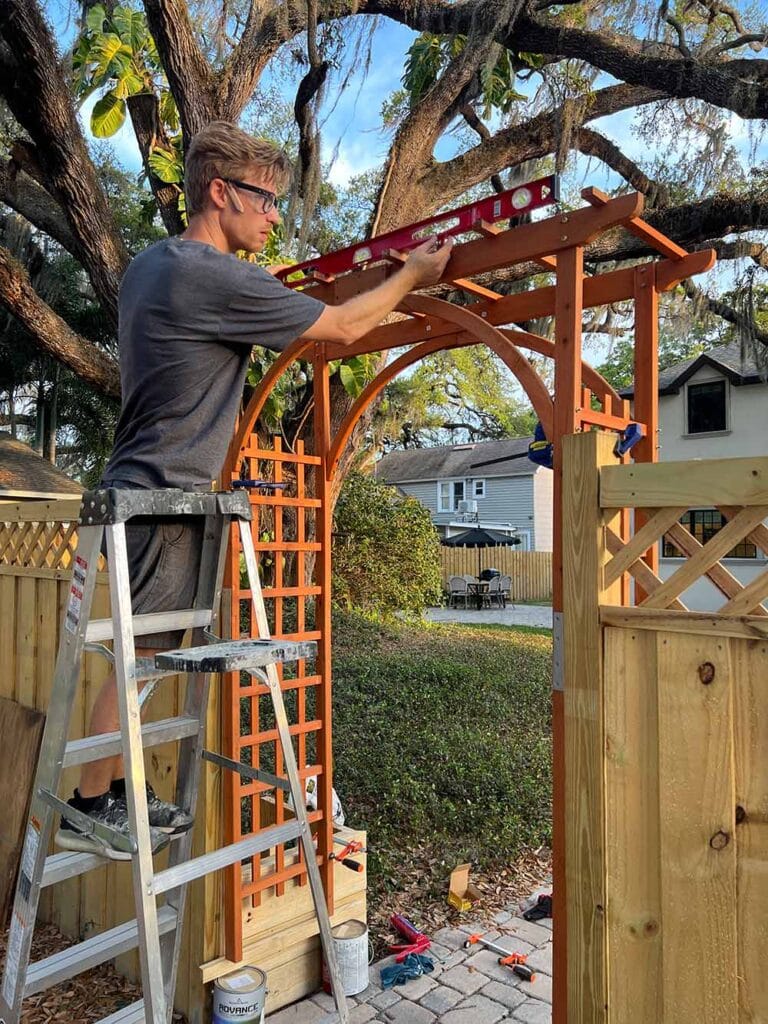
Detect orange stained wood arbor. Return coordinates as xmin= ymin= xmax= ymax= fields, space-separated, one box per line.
xmin=219 ymin=186 xmax=715 ymax=1020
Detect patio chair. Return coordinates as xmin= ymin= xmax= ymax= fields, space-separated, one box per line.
xmin=486 ymin=575 xmax=504 ymax=608
xmin=448 ymin=576 xmax=470 ymax=608
xmin=499 ymin=574 xmax=513 ymax=609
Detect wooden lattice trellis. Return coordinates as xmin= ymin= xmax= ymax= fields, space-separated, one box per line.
xmin=0 ymin=502 xmax=106 ymax=572
xmin=222 ymin=436 xmax=332 ymax=958
xmin=600 ymin=458 xmax=768 ymax=621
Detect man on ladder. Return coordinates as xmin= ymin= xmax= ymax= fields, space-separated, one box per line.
xmin=55 ymin=120 xmax=453 ymax=858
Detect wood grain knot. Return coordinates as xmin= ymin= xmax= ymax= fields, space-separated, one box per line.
xmin=643 ymin=919 xmax=659 ymax=937
xmin=698 ymin=661 xmax=716 ymax=685
xmin=735 ymin=805 xmax=747 ymax=825
xmin=709 ymin=830 xmax=730 ymax=850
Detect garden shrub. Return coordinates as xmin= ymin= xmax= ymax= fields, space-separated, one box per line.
xmin=332 ymin=472 xmax=442 ymax=615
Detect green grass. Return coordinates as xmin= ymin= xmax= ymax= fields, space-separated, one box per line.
xmin=331 ymin=611 xmax=552 ymax=888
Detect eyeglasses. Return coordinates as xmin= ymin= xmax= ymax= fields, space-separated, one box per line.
xmin=223 ymin=178 xmax=277 ymax=214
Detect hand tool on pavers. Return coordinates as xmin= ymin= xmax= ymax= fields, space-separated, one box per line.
xmin=463 ymin=933 xmax=536 ymax=982
xmin=0 ymin=487 xmax=349 ymax=1024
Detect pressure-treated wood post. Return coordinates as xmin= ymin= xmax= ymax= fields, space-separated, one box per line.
xmin=632 ymin=264 xmax=660 ymax=600
xmin=562 ymin=430 xmax=622 ymax=1022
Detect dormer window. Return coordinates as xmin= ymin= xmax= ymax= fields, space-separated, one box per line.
xmin=686 ymin=379 xmax=727 ymax=434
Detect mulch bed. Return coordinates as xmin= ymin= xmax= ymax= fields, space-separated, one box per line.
xmin=367 ymin=843 xmax=552 ymax=958
xmin=0 ymin=922 xmax=185 ymax=1024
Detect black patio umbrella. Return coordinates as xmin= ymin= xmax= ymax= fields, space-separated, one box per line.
xmin=441 ymin=526 xmax=521 ymax=578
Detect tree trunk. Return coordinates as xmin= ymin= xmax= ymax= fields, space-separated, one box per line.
xmin=44 ymin=364 xmax=58 ymax=463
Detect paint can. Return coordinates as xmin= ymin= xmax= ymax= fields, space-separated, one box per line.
xmin=212 ymin=967 xmax=267 ymax=1024
xmin=322 ymin=919 xmax=370 ymax=996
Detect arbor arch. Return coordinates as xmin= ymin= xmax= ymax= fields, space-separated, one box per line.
xmin=218 ymin=189 xmax=715 ymax=1021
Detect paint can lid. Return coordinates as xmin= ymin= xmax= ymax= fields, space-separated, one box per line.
xmin=332 ymin=919 xmax=367 ymax=940
xmin=216 ymin=966 xmax=267 ymax=995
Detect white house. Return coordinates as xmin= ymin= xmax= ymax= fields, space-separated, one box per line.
xmin=622 ymin=341 xmax=768 ymax=611
xmin=374 ymin=437 xmax=553 ymax=552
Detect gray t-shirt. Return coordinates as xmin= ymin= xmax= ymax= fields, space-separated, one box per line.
xmin=103 ymin=237 xmax=323 ymax=490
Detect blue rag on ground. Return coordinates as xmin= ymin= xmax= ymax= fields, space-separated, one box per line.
xmin=381 ymin=953 xmax=435 ymax=989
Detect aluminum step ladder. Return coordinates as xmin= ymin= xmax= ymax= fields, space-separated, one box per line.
xmin=0 ymin=487 xmax=349 ymax=1024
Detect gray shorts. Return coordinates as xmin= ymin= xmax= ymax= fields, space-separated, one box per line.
xmin=102 ymin=514 xmax=206 ymax=650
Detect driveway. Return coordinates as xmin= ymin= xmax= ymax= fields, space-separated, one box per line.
xmin=424 ymin=604 xmax=553 ymax=629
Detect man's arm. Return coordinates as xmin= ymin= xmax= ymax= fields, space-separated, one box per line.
xmin=299 ymin=238 xmax=454 ymax=346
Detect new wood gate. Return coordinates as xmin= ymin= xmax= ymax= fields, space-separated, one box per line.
xmin=563 ymin=431 xmax=768 ymax=1022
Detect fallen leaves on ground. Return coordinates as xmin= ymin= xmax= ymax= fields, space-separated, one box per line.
xmin=0 ymin=923 xmax=186 ymax=1024
xmin=367 ymin=843 xmax=552 ymax=958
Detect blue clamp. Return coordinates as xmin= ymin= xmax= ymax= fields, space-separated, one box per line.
xmin=528 ymin=422 xmax=553 ymax=469
xmin=614 ymin=422 xmax=645 ymax=458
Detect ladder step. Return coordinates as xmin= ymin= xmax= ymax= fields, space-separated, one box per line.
xmin=42 ymin=850 xmax=106 ymax=887
xmin=98 ymin=1000 xmax=146 ymax=1024
xmin=25 ymin=907 xmax=177 ymax=997
xmin=85 ymin=608 xmax=212 ymax=643
xmin=63 ymin=715 xmax=200 ymax=767
xmin=150 ymin=820 xmax=303 ymax=895
xmin=155 ymin=638 xmax=317 ymax=673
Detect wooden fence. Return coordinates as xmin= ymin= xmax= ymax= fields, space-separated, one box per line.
xmin=563 ymin=432 xmax=768 ymax=1023
xmin=440 ymin=548 xmax=552 ymax=602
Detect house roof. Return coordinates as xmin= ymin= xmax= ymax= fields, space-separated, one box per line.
xmin=0 ymin=433 xmax=83 ymax=498
xmin=375 ymin=437 xmax=534 ymax=483
xmin=621 ymin=341 xmax=764 ymax=398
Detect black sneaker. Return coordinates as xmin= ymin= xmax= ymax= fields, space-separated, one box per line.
xmin=55 ymin=791 xmax=170 ymax=861
xmin=112 ymin=782 xmax=194 ymax=836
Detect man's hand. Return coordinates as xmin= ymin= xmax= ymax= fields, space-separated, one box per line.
xmin=300 ymin=237 xmax=454 ymax=345
xmin=402 ymin=237 xmax=455 ymax=288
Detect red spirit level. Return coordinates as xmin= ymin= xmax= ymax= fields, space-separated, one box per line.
xmin=276 ymin=174 xmax=559 ymax=285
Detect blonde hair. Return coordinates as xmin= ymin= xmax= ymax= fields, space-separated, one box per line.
xmin=184 ymin=121 xmax=293 ymax=215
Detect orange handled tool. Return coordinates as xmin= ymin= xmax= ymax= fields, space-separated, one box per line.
xmin=329 ymin=838 xmax=367 ymax=872
xmin=463 ymin=934 xmax=536 ymax=982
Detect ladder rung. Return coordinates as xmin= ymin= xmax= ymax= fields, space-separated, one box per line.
xmin=25 ymin=907 xmax=177 ymax=997
xmin=155 ymin=638 xmax=317 ymax=673
xmin=42 ymin=850 xmax=106 ymax=887
xmin=63 ymin=715 xmax=200 ymax=767
xmin=98 ymin=1000 xmax=146 ymax=1024
xmin=149 ymin=821 xmax=303 ymax=895
xmin=85 ymin=609 xmax=212 ymax=643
